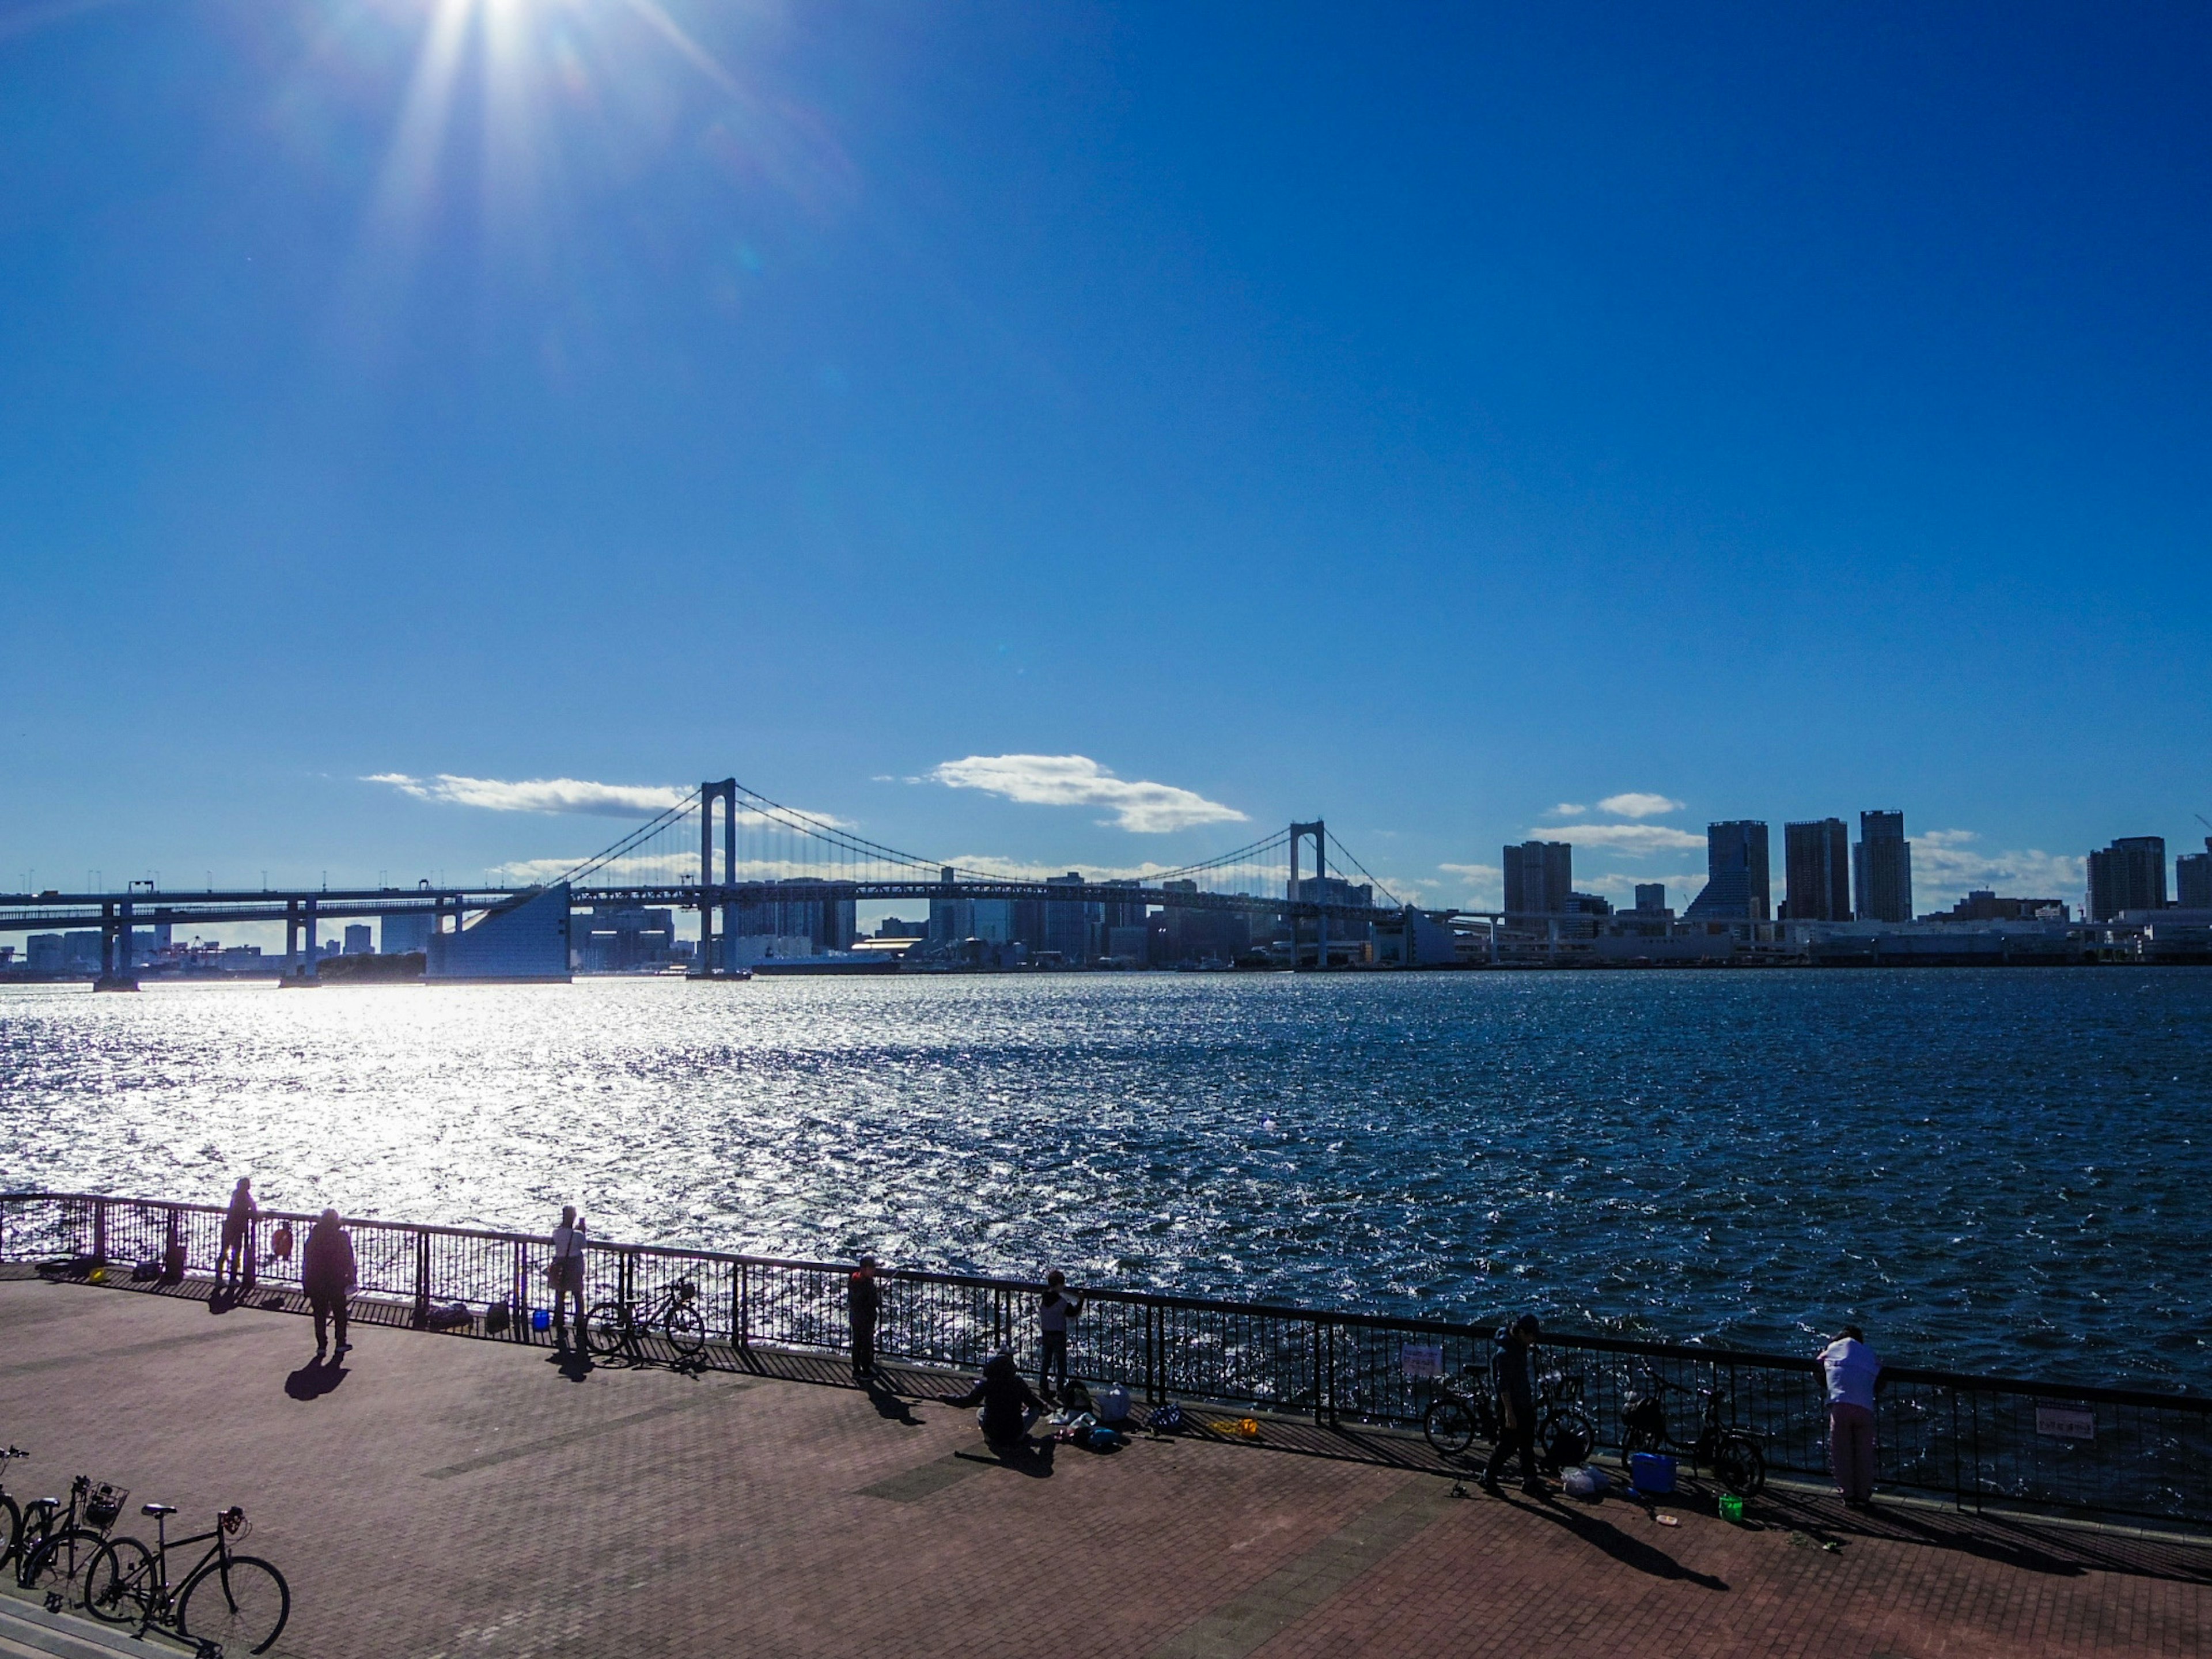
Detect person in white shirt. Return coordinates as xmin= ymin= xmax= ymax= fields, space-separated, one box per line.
xmin=1036 ymin=1271 xmax=1086 ymax=1401
xmin=549 ymin=1206 xmax=589 ymax=1351
xmin=1818 ymin=1324 xmax=1881 ymax=1506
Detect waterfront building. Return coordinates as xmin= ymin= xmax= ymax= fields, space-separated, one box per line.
xmin=1783 ymin=818 xmax=1851 ymax=922
xmin=1927 ymin=891 xmax=2070 ymax=923
xmin=1853 ymin=810 xmax=1913 ymax=924
xmin=575 ymin=905 xmax=677 ymax=972
xmin=1502 ymin=841 xmax=1573 ymax=916
xmin=382 ymin=911 xmax=434 ymax=955
xmin=26 ymin=934 xmax=62 ymax=971
xmin=1159 ymin=877 xmax=1251 ymax=964
xmin=873 ymin=916 xmax=927 ymax=940
xmin=1041 ymin=873 xmax=1093 ymax=963
xmin=737 ymin=878 xmax=857 ymax=953
xmin=1634 ymin=883 xmax=1666 ymax=913
xmin=1685 ymin=821 xmax=1771 ymax=921
xmin=2176 ymin=840 xmax=2212 ymax=910
xmin=343 ymin=924 xmax=373 ymax=956
xmin=2086 ymin=836 xmax=2166 ymax=921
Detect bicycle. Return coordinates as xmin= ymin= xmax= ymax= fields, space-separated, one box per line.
xmin=85 ymin=1500 xmax=290 ymax=1656
xmin=0 ymin=1446 xmax=31 ymax=1579
xmin=584 ymin=1275 xmax=707 ymax=1361
xmin=1618 ymin=1365 xmax=1767 ymax=1497
xmin=17 ymin=1473 xmax=127 ymax=1603
xmin=1423 ymin=1362 xmax=1596 ymax=1472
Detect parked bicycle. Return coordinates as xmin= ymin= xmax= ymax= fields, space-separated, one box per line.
xmin=1423 ymin=1362 xmax=1596 ymax=1472
xmin=585 ymin=1275 xmax=707 ymax=1361
xmin=1618 ymin=1365 xmax=1767 ymax=1497
xmin=17 ymin=1474 xmax=127 ymax=1601
xmin=0 ymin=1447 xmax=27 ymax=1578
xmin=85 ymin=1500 xmax=290 ymax=1656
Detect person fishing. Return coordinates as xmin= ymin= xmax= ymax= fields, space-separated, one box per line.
xmin=849 ymin=1256 xmax=882 ymax=1380
xmin=1037 ymin=1270 xmax=1086 ymax=1401
xmin=218 ymin=1176 xmax=258 ymax=1290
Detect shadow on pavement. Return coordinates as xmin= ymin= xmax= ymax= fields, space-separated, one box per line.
xmin=1518 ymin=1495 xmax=1729 ymax=1589
xmin=284 ymin=1357 xmax=348 ymax=1401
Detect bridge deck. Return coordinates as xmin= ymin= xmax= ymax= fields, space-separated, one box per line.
xmin=0 ymin=1269 xmax=2202 ymax=1658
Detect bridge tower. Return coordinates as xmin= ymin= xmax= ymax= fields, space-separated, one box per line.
xmin=694 ymin=779 xmax=738 ymax=977
xmin=1289 ymin=820 xmax=1327 ymax=971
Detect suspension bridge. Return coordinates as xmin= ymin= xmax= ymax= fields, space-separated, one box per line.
xmin=0 ymin=778 xmax=1475 ymax=985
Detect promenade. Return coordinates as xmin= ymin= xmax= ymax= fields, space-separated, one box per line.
xmin=0 ymin=1269 xmax=2206 ymax=1658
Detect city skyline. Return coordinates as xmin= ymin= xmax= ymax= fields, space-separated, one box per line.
xmin=3 ymin=4 xmax=2207 ymax=919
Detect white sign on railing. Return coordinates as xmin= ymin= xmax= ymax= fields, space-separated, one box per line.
xmin=2035 ymin=1404 xmax=2096 ymax=1440
xmin=1402 ymin=1342 xmax=1443 ymax=1379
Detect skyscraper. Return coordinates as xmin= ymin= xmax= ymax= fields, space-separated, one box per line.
xmin=2086 ymin=836 xmax=2167 ymax=921
xmin=1853 ymin=811 xmax=1913 ymax=923
xmin=1502 ymin=841 xmax=1573 ymax=915
xmin=2178 ymin=839 xmax=2212 ymax=910
xmin=1782 ymin=819 xmax=1851 ymax=922
xmin=1634 ymin=883 xmax=1666 ymax=912
xmin=1684 ymin=821 xmax=1771 ymax=921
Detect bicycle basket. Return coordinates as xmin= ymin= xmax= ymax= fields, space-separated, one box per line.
xmin=82 ymin=1484 xmax=127 ymax=1532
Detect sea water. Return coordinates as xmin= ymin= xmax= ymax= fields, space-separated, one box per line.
xmin=1 ymin=968 xmax=2206 ymax=1387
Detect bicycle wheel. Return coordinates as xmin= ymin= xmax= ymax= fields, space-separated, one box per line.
xmin=179 ymin=1554 xmax=290 ymax=1656
xmin=1423 ymin=1396 xmax=1476 ymax=1457
xmin=663 ymin=1299 xmax=707 ymax=1357
xmin=21 ymin=1528 xmax=104 ymax=1604
xmin=1540 ymin=1406 xmax=1596 ymax=1472
xmin=583 ymin=1302 xmax=630 ymax=1359
xmin=1713 ymin=1434 xmax=1766 ymax=1499
xmin=14 ymin=1501 xmax=56 ymax=1588
xmin=1618 ymin=1421 xmax=1661 ymax=1471
xmin=0 ymin=1494 xmax=18 ymax=1578
xmin=83 ymin=1536 xmax=153 ymax=1624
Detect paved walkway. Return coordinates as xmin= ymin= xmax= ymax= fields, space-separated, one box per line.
xmin=1 ymin=1270 xmax=2206 ymax=1658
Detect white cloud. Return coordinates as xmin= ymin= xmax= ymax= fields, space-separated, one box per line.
xmin=1540 ymin=823 xmax=1706 ymax=854
xmin=929 ymin=754 xmax=1247 ymax=834
xmin=368 ymin=773 xmax=688 ymax=817
xmin=1598 ymin=792 xmax=1685 ymax=819
xmin=1440 ymin=862 xmax=1505 ymax=907
xmin=1908 ymin=832 xmax=2085 ymax=910
xmin=1544 ymin=802 xmax=1589 ymax=817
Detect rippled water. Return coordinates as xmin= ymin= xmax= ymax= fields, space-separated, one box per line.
xmin=2 ymin=969 xmax=2207 ymax=1386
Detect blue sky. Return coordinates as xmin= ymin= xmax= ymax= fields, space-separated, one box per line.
xmin=3 ymin=0 xmax=2208 ymax=916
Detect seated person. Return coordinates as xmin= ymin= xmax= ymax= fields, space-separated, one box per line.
xmin=944 ymin=1349 xmax=1047 ymax=1448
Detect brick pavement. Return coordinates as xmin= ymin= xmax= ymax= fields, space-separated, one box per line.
xmin=0 ymin=1271 xmax=2205 ymax=1658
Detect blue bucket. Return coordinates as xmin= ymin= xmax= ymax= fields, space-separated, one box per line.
xmin=1629 ymin=1452 xmax=1676 ymax=1494
xmin=531 ymin=1308 xmax=551 ymax=1332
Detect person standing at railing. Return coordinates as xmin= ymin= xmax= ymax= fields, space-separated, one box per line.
xmin=218 ymin=1177 xmax=258 ymax=1291
xmin=302 ymin=1208 xmax=357 ymax=1358
xmin=1819 ymin=1324 xmax=1881 ymax=1508
xmin=849 ymin=1256 xmax=881 ymax=1379
xmin=1482 ymin=1314 xmax=1545 ymax=1498
xmin=548 ymin=1206 xmax=589 ymax=1351
xmin=1037 ymin=1270 xmax=1085 ymax=1402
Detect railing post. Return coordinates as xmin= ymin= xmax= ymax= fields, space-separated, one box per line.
xmin=1327 ymin=1320 xmax=1338 ymax=1428
xmin=1312 ymin=1317 xmax=1324 ymax=1427
xmin=737 ymin=1262 xmax=750 ymax=1351
xmin=92 ymin=1196 xmax=108 ymax=1266
xmin=512 ymin=1239 xmax=526 ymax=1340
xmin=412 ymin=1228 xmax=430 ymax=1328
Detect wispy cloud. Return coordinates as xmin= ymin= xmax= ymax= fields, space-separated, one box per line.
xmin=366 ymin=774 xmax=689 ymax=817
xmin=1544 ymin=802 xmax=1589 ymax=818
xmin=1440 ymin=862 xmax=1505 ymax=908
xmin=1598 ymin=792 xmax=1685 ymax=819
xmin=1540 ymin=823 xmax=1706 ymax=854
xmin=1910 ymin=831 xmax=2085 ymax=908
xmin=929 ymin=755 xmax=1248 ymax=834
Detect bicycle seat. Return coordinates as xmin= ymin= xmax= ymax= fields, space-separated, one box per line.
xmin=141 ymin=1503 xmax=177 ymax=1517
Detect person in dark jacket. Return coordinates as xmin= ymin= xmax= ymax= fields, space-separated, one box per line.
xmin=945 ymin=1349 xmax=1048 ymax=1448
xmin=218 ymin=1177 xmax=258 ymax=1290
xmin=302 ymin=1208 xmax=357 ymax=1357
xmin=849 ymin=1257 xmax=881 ymax=1379
xmin=1483 ymin=1314 xmax=1544 ymax=1497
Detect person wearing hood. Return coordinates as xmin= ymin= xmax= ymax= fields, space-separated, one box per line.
xmin=302 ymin=1208 xmax=357 ymax=1357
xmin=218 ymin=1177 xmax=258 ymax=1290
xmin=945 ymin=1349 xmax=1048 ymax=1448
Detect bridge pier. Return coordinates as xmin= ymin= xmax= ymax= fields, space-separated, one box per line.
xmin=1289 ymin=821 xmax=1330 ymax=970
xmin=94 ymin=899 xmax=138 ymax=991
xmin=691 ymin=779 xmax=743 ymax=979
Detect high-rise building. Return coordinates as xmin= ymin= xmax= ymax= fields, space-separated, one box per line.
xmin=2086 ymin=836 xmax=2167 ymax=921
xmin=1684 ymin=821 xmax=1771 ymax=921
xmin=1502 ymin=841 xmax=1573 ymax=915
xmin=1853 ymin=811 xmax=1913 ymax=924
xmin=2178 ymin=840 xmax=2212 ymax=910
xmin=382 ymin=911 xmax=434 ymax=955
xmin=1634 ymin=883 xmax=1666 ymax=913
xmin=1041 ymin=873 xmax=1093 ymax=963
xmin=342 ymin=924 xmax=373 ymax=956
xmin=1783 ymin=819 xmax=1851 ymax=922
xmin=736 ymin=878 xmax=857 ymax=952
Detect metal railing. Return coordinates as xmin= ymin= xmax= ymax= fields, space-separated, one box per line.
xmin=3 ymin=1191 xmax=2206 ymax=1528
